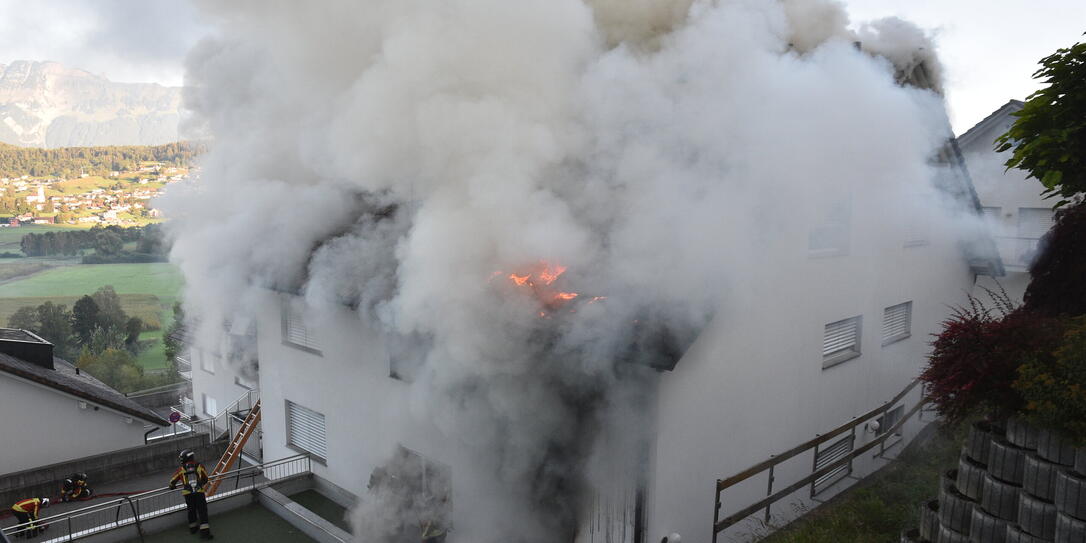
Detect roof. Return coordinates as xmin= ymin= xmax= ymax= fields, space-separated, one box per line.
xmin=957 ymin=99 xmax=1024 ymax=149
xmin=0 ymin=352 xmax=168 ymax=426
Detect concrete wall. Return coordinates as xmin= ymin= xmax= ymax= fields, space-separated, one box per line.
xmin=0 ymin=372 xmax=151 ymax=475
xmin=960 ymin=110 xmax=1052 ymax=304
xmin=0 ymin=434 xmax=225 ymax=510
xmin=189 ymin=347 xmax=255 ymax=421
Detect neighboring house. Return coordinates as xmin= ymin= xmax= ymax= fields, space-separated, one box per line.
xmin=957 ymin=100 xmax=1054 ymax=304
xmin=0 ymin=329 xmax=168 ymax=475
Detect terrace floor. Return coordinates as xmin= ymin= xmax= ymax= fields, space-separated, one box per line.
xmin=121 ymin=502 xmax=318 ymax=543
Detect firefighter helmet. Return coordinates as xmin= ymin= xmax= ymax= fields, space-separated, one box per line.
xmin=179 ymin=449 xmax=196 ymax=464
xmin=41 ymin=498 xmax=50 ymax=507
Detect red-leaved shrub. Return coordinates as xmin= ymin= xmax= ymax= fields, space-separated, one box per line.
xmin=922 ymin=304 xmax=1065 ymax=424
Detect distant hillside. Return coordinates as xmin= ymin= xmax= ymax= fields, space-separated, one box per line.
xmin=0 ymin=60 xmax=182 ymax=148
xmin=0 ymin=142 xmax=204 ymax=178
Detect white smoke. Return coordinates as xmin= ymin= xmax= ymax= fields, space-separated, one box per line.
xmin=165 ymin=0 xmax=963 ymax=541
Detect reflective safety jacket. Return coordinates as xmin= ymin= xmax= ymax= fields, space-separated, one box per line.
xmin=12 ymin=498 xmax=42 ymax=517
xmin=170 ymin=462 xmax=209 ymax=495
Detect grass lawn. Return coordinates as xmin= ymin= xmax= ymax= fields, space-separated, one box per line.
xmin=136 ymin=329 xmax=168 ymax=370
xmin=759 ymin=423 xmax=962 ymax=543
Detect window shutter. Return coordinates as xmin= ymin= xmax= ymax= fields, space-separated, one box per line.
xmin=882 ymin=302 xmax=912 ymax=345
xmin=283 ymin=304 xmax=321 ymax=352
xmin=813 ymin=434 xmax=854 ymax=495
xmin=1018 ymin=208 xmax=1054 ymax=239
xmin=823 ymin=317 xmax=860 ymax=358
xmin=287 ymin=401 xmax=327 ymax=461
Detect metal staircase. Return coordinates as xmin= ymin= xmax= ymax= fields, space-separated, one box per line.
xmin=206 ymin=399 xmax=261 ymax=496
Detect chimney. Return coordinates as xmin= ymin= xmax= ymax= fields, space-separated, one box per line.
xmin=0 ymin=328 xmax=55 ymax=370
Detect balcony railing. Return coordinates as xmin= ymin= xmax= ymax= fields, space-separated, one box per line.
xmin=0 ymin=454 xmax=311 ymax=542
xmin=992 ymin=235 xmax=1043 ymax=271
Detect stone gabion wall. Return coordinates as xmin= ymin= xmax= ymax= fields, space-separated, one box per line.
xmin=903 ymin=420 xmax=1086 ymax=543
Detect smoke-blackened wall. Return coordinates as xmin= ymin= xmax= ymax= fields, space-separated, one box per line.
xmin=165 ymin=1 xmax=964 ymax=541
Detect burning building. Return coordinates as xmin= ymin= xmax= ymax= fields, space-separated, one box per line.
xmin=168 ymin=1 xmax=1002 ymax=541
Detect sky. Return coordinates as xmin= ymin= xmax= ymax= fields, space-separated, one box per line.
xmin=0 ymin=0 xmax=1082 ymax=134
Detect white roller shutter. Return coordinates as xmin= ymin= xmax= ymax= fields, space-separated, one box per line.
xmin=882 ymin=302 xmax=912 ymax=345
xmin=813 ymin=434 xmax=854 ymax=495
xmin=283 ymin=304 xmax=321 ymax=352
xmin=1018 ymin=208 xmax=1055 ymax=239
xmin=286 ymin=400 xmax=327 ymax=461
xmin=823 ymin=316 xmax=861 ymax=360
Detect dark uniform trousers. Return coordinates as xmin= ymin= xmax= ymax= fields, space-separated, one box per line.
xmin=184 ymin=492 xmax=210 ymax=535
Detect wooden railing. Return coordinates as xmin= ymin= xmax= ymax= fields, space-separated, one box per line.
xmin=712 ymin=379 xmax=929 ymax=541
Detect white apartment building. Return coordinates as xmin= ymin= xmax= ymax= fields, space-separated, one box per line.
xmin=958 ymin=100 xmax=1055 ymax=304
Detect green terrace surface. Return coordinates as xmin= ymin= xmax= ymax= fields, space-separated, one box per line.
xmin=290 ymin=489 xmax=352 ymax=532
xmin=759 ymin=424 xmax=961 ymax=543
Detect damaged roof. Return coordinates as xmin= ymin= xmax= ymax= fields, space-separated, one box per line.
xmin=0 ymin=352 xmax=168 ymax=426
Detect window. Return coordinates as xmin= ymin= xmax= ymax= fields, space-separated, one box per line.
xmin=904 ymin=203 xmax=931 ymax=247
xmin=286 ymin=400 xmax=328 ymax=462
xmin=882 ymin=302 xmax=912 ymax=346
xmin=823 ymin=316 xmax=861 ymax=369
xmin=982 ymin=207 xmax=1002 ymax=229
xmin=876 ymin=405 xmax=905 ymax=436
xmin=1018 ymin=207 xmax=1055 ymax=239
xmin=282 ymin=301 xmax=321 ymax=354
xmin=812 ymin=434 xmax=854 ymax=496
xmin=809 ymin=198 xmax=851 ymax=256
xmin=203 ymin=394 xmax=218 ymax=417
xmin=200 ymin=351 xmax=215 ymax=374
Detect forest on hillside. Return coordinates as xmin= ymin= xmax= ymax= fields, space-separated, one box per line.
xmin=0 ymin=141 xmax=206 ymax=178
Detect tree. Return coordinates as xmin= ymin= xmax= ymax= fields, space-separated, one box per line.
xmin=71 ymin=295 xmax=100 ymax=346
xmin=36 ymin=302 xmax=74 ymax=359
xmin=8 ymin=305 xmax=39 ymax=331
xmin=93 ymin=231 xmax=123 ymax=255
xmin=91 ymin=286 xmax=127 ymax=331
xmin=77 ymin=348 xmax=144 ymax=393
xmin=997 ymin=36 xmax=1086 ymax=207
xmin=125 ymin=316 xmax=143 ymax=348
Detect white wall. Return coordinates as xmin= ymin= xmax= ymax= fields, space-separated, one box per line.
xmin=960 ymin=109 xmax=1052 ymax=304
xmin=255 ymin=293 xmax=455 ymax=503
xmin=189 ymin=347 xmax=254 ymax=420
xmin=0 ymin=373 xmax=149 ymax=475
xmin=253 ymin=198 xmax=983 ymax=543
xmin=645 ymin=196 xmax=978 ymax=542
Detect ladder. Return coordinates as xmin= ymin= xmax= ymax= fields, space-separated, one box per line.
xmin=205 ymin=399 xmax=261 ymax=496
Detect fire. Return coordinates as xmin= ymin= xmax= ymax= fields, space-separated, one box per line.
xmin=494 ymin=261 xmax=585 ymax=314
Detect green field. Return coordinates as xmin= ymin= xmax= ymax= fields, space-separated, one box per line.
xmin=0 ymin=262 xmax=182 ymax=299
xmin=0 ymin=262 xmax=183 ymax=370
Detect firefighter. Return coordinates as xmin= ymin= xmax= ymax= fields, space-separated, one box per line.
xmin=9 ymin=497 xmax=49 ymax=538
xmin=169 ymin=449 xmax=213 ymax=539
xmin=61 ymin=472 xmax=91 ymax=502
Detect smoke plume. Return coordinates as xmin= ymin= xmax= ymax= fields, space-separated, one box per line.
xmin=166 ymin=0 xmax=960 ymax=540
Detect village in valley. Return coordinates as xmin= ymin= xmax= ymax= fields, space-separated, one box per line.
xmin=0 ymin=164 xmax=193 ymax=228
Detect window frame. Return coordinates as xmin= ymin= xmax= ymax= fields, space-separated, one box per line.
xmin=881 ymin=301 xmax=912 ymax=347
xmin=822 ymin=315 xmax=862 ymax=369
xmin=202 ymin=393 xmax=218 ymax=417
xmin=285 ymin=399 xmax=328 ymax=464
xmin=281 ymin=300 xmax=322 ymax=355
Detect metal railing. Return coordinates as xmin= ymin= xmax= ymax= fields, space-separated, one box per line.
xmin=1 ymin=454 xmax=311 ymax=542
xmin=992 ymin=235 xmax=1043 ymax=270
xmin=711 ymin=379 xmax=928 ymax=541
xmin=146 ymin=389 xmax=258 ymax=444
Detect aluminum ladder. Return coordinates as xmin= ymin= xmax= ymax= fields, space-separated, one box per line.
xmin=205 ymin=399 xmax=261 ymax=496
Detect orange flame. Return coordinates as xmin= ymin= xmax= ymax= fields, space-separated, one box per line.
xmin=495 ymin=261 xmax=582 ymax=316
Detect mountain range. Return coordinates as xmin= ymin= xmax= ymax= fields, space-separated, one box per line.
xmin=0 ymin=60 xmax=182 ymax=148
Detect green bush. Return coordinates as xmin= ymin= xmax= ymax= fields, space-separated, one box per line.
xmin=1016 ymin=316 xmax=1086 ymax=445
